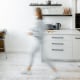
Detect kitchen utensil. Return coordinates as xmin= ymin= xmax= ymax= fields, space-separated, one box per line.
xmin=56 ymin=23 xmax=61 ymax=30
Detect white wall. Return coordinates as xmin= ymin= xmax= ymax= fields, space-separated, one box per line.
xmin=0 ymin=0 xmax=73 ymax=53
xmin=42 ymin=0 xmax=73 ymax=29
xmin=77 ymin=0 xmax=80 ymax=13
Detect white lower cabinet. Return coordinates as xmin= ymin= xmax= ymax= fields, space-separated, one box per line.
xmin=43 ymin=35 xmax=73 ymax=61
xmin=73 ymin=35 xmax=80 ymax=60
xmin=43 ymin=33 xmax=80 ymax=61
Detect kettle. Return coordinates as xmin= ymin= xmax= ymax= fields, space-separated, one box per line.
xmin=56 ymin=23 xmax=61 ymax=30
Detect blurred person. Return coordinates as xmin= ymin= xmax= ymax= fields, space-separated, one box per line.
xmin=23 ymin=7 xmax=57 ymax=74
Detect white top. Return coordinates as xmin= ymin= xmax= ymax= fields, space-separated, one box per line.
xmin=31 ymin=19 xmax=48 ymax=39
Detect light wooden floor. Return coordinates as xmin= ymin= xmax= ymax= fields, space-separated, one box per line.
xmin=0 ymin=52 xmax=80 ymax=80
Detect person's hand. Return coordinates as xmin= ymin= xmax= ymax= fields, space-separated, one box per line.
xmin=47 ymin=30 xmax=52 ymax=33
xmin=28 ymin=32 xmax=33 ymax=35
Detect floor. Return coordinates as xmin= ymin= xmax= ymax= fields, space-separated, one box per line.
xmin=0 ymin=52 xmax=80 ymax=80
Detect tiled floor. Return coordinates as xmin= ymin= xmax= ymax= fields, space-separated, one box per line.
xmin=0 ymin=52 xmax=80 ymax=80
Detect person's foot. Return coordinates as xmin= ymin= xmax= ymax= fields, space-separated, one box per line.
xmin=52 ymin=72 xmax=60 ymax=80
xmin=50 ymin=72 xmax=60 ymax=80
xmin=52 ymin=67 xmax=58 ymax=72
xmin=21 ymin=70 xmax=32 ymax=75
xmin=21 ymin=66 xmax=32 ymax=75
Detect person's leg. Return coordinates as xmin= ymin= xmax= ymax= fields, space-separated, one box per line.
xmin=22 ymin=39 xmax=40 ymax=74
xmin=27 ymin=39 xmax=40 ymax=71
xmin=41 ymin=43 xmax=59 ymax=79
xmin=42 ymin=40 xmax=61 ymax=79
xmin=27 ymin=47 xmax=40 ymax=71
xmin=45 ymin=58 xmax=58 ymax=72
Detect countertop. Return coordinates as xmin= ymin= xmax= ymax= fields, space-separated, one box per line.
xmin=45 ymin=29 xmax=80 ymax=35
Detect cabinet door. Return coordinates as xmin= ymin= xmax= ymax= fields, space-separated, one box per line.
xmin=73 ymin=36 xmax=80 ymax=60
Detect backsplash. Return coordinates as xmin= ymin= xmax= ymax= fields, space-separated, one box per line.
xmin=43 ymin=17 xmax=72 ymax=29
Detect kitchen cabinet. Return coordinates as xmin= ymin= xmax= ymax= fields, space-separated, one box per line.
xmin=42 ymin=30 xmax=80 ymax=61
xmin=73 ymin=35 xmax=80 ymax=60
xmin=43 ymin=34 xmax=73 ymax=61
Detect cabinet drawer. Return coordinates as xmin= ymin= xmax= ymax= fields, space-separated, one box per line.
xmin=43 ymin=40 xmax=72 ymax=49
xmin=44 ymin=47 xmax=72 ymax=60
xmin=73 ymin=36 xmax=80 ymax=40
xmin=44 ymin=35 xmax=72 ymax=41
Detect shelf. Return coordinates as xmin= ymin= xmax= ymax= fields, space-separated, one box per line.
xmin=30 ymin=4 xmax=62 ymax=6
xmin=42 ymin=14 xmax=72 ymax=16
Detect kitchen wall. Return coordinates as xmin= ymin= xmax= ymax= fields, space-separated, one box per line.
xmin=77 ymin=0 xmax=80 ymax=13
xmin=0 ymin=0 xmax=73 ymax=53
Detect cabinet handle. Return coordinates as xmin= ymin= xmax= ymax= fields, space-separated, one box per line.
xmin=52 ymin=43 xmax=64 ymax=45
xmin=52 ymin=49 xmax=64 ymax=51
xmin=75 ymin=37 xmax=80 ymax=39
xmin=51 ymin=37 xmax=64 ymax=39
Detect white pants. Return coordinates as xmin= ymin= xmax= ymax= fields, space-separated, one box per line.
xmin=28 ymin=37 xmax=55 ymax=70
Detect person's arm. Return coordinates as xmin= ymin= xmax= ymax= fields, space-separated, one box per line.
xmin=27 ymin=26 xmax=40 ymax=37
xmin=31 ymin=27 xmax=40 ymax=37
